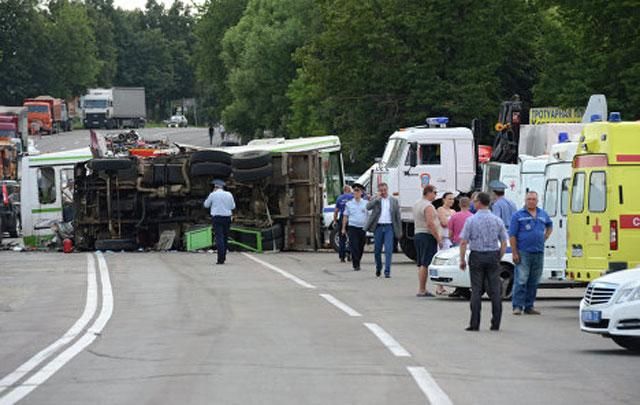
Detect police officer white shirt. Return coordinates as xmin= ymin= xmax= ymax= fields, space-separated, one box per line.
xmin=204 ymin=188 xmax=236 ymax=217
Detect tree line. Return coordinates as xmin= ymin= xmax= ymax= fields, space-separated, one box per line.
xmin=1 ymin=0 xmax=638 ymax=171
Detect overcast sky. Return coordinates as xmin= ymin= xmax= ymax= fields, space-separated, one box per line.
xmin=112 ymin=0 xmax=204 ymax=11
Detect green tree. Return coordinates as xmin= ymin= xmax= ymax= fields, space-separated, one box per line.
xmin=86 ymin=0 xmax=119 ymax=87
xmin=193 ymin=0 xmax=249 ymax=123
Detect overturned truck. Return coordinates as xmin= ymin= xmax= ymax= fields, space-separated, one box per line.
xmin=73 ymin=136 xmax=344 ymax=251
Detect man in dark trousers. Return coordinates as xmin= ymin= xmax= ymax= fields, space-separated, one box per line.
xmin=203 ymin=179 xmax=236 ymax=265
xmin=341 ymin=183 xmax=368 ymax=271
xmin=334 ymin=185 xmax=353 ymax=262
xmin=459 ymin=192 xmax=508 ymax=331
xmin=208 ymin=124 xmax=214 ymax=145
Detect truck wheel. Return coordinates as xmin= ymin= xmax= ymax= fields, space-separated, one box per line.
xmin=399 ymin=236 xmax=417 ymax=261
xmin=611 ymin=336 xmax=640 ymax=353
xmin=88 ymin=159 xmax=134 ymax=172
xmin=190 ymin=150 xmax=232 ymax=165
xmin=95 ymin=238 xmax=137 ymax=251
xmin=231 ymin=150 xmax=271 ymax=170
xmin=499 ymin=263 xmax=514 ymax=300
xmin=190 ymin=162 xmax=232 ymax=178
xmin=233 ymin=164 xmax=272 ymax=183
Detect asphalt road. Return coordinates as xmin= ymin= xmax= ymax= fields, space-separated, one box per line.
xmin=31 ymin=127 xmax=231 ymax=154
xmin=1 ymin=251 xmax=638 ymax=405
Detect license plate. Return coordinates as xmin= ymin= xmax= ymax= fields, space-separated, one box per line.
xmin=429 ymin=269 xmax=438 ymax=277
xmin=581 ymin=310 xmax=601 ymax=323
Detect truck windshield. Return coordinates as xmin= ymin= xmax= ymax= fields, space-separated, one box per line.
xmin=381 ymin=139 xmax=406 ymax=168
xmin=27 ymin=105 xmax=49 ymax=113
xmin=84 ymin=99 xmax=108 ymax=109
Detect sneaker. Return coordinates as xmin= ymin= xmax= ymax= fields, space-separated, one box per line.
xmin=524 ymin=308 xmax=541 ymax=315
xmin=512 ymin=308 xmax=522 ymax=315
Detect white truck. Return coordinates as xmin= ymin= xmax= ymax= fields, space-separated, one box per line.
xmin=369 ymin=117 xmax=476 ymax=259
xmin=82 ymin=87 xmax=146 ymax=129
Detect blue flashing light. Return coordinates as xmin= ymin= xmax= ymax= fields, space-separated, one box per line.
xmin=590 ymin=114 xmax=602 ymax=122
xmin=425 ymin=116 xmax=449 ymax=127
xmin=558 ymin=132 xmax=569 ymax=143
xmin=608 ymin=112 xmax=621 ymax=122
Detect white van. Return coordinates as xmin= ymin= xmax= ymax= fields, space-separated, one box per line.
xmin=370 ymin=117 xmax=475 ymax=259
xmin=20 ymin=148 xmax=92 ymax=246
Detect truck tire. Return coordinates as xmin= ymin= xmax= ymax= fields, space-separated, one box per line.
xmin=231 ymin=150 xmax=271 ymax=170
xmin=94 ymin=238 xmax=137 ymax=251
xmin=233 ymin=164 xmax=272 ymax=183
xmin=88 ymin=159 xmax=134 ymax=172
xmin=611 ymin=336 xmax=640 ymax=353
xmin=399 ymin=236 xmax=417 ymax=261
xmin=190 ymin=162 xmax=232 ymax=178
xmin=329 ymin=226 xmax=350 ymax=253
xmin=498 ymin=263 xmax=514 ymax=300
xmin=190 ymin=150 xmax=232 ymax=165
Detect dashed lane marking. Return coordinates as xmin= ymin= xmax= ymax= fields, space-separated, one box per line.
xmin=363 ymin=322 xmax=411 ymax=357
xmin=319 ymin=293 xmax=362 ymax=317
xmin=242 ymin=252 xmax=316 ymax=289
xmin=407 ymin=366 xmax=453 ymax=405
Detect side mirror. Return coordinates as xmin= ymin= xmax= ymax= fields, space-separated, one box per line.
xmin=408 ymin=142 xmax=418 ymax=167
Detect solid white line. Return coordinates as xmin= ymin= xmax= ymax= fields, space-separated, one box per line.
xmin=242 ymin=253 xmax=316 ymax=289
xmin=0 ymin=252 xmax=114 ymax=405
xmin=407 ymin=366 xmax=453 ymax=405
xmin=363 ymin=322 xmax=411 ymax=357
xmin=319 ymin=294 xmax=362 ymax=317
xmin=0 ymin=254 xmax=98 ymax=394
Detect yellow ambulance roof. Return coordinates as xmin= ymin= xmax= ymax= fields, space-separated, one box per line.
xmin=577 ymin=121 xmax=640 ymax=164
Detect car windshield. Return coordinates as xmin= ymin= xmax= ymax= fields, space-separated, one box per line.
xmin=84 ymin=99 xmax=108 ymax=109
xmin=27 ymin=105 xmax=49 ymax=113
xmin=170 ymin=116 xmax=183 ymax=121
xmin=381 ymin=138 xmax=406 ymax=168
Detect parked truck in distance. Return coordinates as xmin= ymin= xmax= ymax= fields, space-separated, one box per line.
xmin=82 ymin=87 xmax=146 ymax=129
xmin=0 ymin=106 xmax=29 ymax=155
xmin=23 ymin=96 xmax=70 ymax=135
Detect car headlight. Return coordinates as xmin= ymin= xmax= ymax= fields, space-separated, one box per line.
xmin=616 ymin=284 xmax=640 ymax=303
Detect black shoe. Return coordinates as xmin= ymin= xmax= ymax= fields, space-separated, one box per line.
xmin=353 ymin=266 xmax=360 ymax=271
xmin=384 ymin=274 xmax=391 ymax=278
xmin=216 ymin=261 xmax=224 ymax=265
xmin=376 ymin=270 xmax=381 ymax=277
xmin=490 ymin=326 xmax=500 ymax=331
xmin=465 ymin=326 xmax=479 ymax=332
xmin=340 ymin=258 xmax=346 ymax=263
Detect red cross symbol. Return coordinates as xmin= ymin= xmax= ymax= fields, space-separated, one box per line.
xmin=592 ymin=217 xmax=602 ymax=240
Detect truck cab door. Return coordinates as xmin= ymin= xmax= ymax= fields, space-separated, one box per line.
xmin=31 ymin=166 xmax=64 ymax=236
xmin=399 ymin=141 xmax=455 ymax=203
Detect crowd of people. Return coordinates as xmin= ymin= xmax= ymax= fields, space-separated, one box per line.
xmin=335 ymin=180 xmax=553 ymax=332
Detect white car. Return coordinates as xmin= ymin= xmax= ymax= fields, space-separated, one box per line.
xmin=167 ymin=115 xmax=188 ymax=128
xmin=428 ymin=246 xmax=515 ymax=299
xmin=579 ymin=268 xmax=640 ymax=352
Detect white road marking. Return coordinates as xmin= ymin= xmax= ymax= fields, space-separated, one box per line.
xmin=0 ymin=252 xmax=113 ymax=405
xmin=319 ymin=294 xmax=362 ymax=317
xmin=0 ymin=254 xmax=98 ymax=394
xmin=407 ymin=367 xmax=453 ymax=405
xmin=363 ymin=323 xmax=411 ymax=357
xmin=242 ymin=253 xmax=316 ymax=289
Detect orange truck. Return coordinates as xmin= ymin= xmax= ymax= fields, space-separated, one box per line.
xmin=23 ymin=96 xmax=70 ymax=135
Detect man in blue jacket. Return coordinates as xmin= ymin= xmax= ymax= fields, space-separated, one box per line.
xmin=509 ymin=191 xmax=553 ymax=315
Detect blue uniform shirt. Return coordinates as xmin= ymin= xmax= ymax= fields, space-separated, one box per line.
xmin=509 ymin=207 xmax=552 ymax=253
xmin=459 ymin=209 xmax=508 ymax=252
xmin=492 ymin=197 xmax=517 ymax=229
xmin=344 ymin=198 xmax=368 ymax=228
xmin=335 ymin=192 xmax=354 ymax=218
xmin=204 ymin=189 xmax=236 ymax=217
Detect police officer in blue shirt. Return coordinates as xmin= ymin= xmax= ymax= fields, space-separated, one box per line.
xmin=490 ymin=180 xmax=517 ymax=230
xmin=342 ymin=183 xmax=368 ymax=271
xmin=509 ymin=191 xmax=553 ymax=315
xmin=334 ymin=185 xmax=353 ymax=262
xmin=204 ymin=179 xmax=236 ymax=265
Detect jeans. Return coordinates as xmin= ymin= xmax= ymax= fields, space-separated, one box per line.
xmin=512 ymin=251 xmax=544 ymax=310
xmin=469 ymin=251 xmax=502 ymax=329
xmin=347 ymin=226 xmax=366 ymax=269
xmin=374 ymin=224 xmax=394 ymax=275
xmin=212 ymin=216 xmax=231 ymax=263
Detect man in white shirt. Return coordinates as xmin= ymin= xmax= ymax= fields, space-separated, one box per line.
xmin=203 ymin=179 xmax=236 ymax=264
xmin=364 ymin=182 xmax=402 ymax=278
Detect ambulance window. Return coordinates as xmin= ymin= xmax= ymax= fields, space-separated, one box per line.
xmin=588 ymin=171 xmax=606 ymax=213
xmin=544 ymin=179 xmax=558 ymax=217
xmin=37 ymin=167 xmax=56 ymax=204
xmin=419 ymin=144 xmax=441 ymax=165
xmin=560 ymin=179 xmax=570 ymax=216
xmin=570 ymin=172 xmax=585 ymax=213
